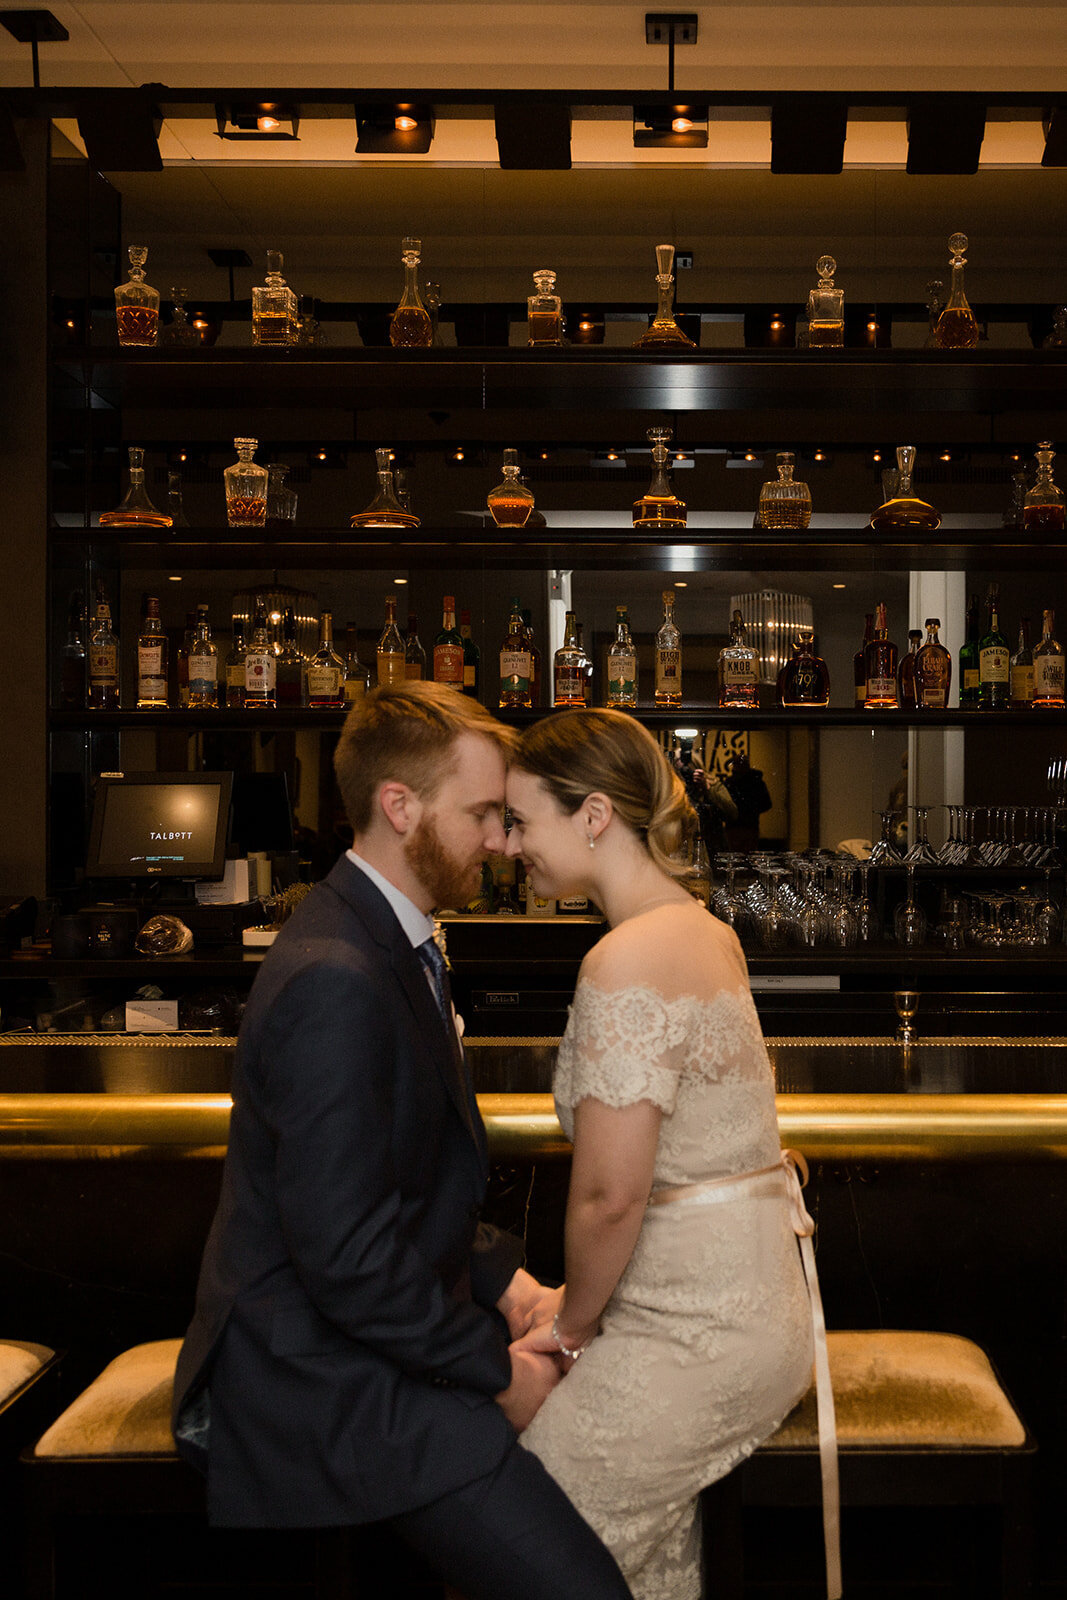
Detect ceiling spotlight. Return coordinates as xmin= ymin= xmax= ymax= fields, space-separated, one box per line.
xmin=872 ymin=450 xmax=883 ymax=463
xmin=356 ymin=102 xmax=435 ymax=155
xmin=633 ymin=103 xmax=709 ymax=149
xmin=813 ymin=449 xmax=827 ymax=462
xmin=452 ymin=447 xmax=465 ymax=462
xmin=216 ymin=102 xmax=300 ymax=141
xmin=939 ymin=449 xmax=952 ymax=462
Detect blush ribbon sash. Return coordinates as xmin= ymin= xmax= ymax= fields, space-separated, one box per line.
xmin=648 ymin=1149 xmax=841 ymax=1600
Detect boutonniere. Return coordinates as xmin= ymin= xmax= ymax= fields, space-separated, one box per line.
xmin=431 ymin=917 xmax=451 ymax=969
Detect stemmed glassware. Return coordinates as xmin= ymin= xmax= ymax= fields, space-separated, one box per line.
xmin=711 ymin=854 xmax=746 ymax=929
xmin=869 ymin=810 xmax=901 ymax=866
xmin=903 ymin=806 xmax=939 ymax=865
xmin=893 ymin=864 xmax=927 ymax=948
xmin=853 ymin=861 xmax=879 ymax=943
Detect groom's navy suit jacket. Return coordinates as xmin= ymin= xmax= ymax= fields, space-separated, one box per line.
xmin=172 ymin=854 xmax=523 ymax=1527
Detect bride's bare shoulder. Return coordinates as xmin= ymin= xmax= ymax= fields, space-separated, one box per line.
xmin=581 ymin=901 xmax=745 ymax=993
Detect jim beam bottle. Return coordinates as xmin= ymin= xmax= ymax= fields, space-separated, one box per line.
xmin=243 ymin=602 xmax=277 ymax=709
xmin=136 ymin=595 xmax=169 ymax=708
xmin=655 ymin=589 xmax=682 ymax=707
xmin=717 ymin=609 xmax=759 ymax=710
xmin=1033 ymin=610 xmax=1066 ymax=709
xmin=863 ymin=603 xmax=898 ymax=709
xmin=499 ymin=598 xmax=532 ymax=709
xmin=914 ymin=619 xmax=952 ymax=710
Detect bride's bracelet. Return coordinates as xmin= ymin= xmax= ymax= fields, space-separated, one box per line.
xmin=551 ymin=1313 xmax=591 ymax=1360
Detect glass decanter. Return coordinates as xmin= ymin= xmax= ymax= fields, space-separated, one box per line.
xmin=266 ymin=464 xmax=298 ymax=530
xmin=527 ymin=269 xmax=563 ymax=347
xmin=934 ymin=233 xmax=980 ymax=350
xmin=224 ymin=438 xmax=268 ymax=527
xmin=487 ymin=449 xmax=535 ymax=527
xmin=758 ymin=452 xmax=812 ymax=529
xmin=423 ymin=282 xmax=442 ymax=347
xmin=1002 ymin=471 xmax=1028 ymax=530
xmin=166 ymin=469 xmax=190 ymax=528
xmin=162 ymin=287 xmax=199 ymax=349
xmin=389 ymin=237 xmax=433 ymax=348
xmin=777 ymin=629 xmax=830 ymax=707
xmin=870 ymin=446 xmax=941 ymax=532
xmin=99 ymin=446 xmax=172 ymax=528
xmin=922 ymin=280 xmax=945 ymax=349
xmin=252 ymin=250 xmax=298 ymax=346
xmin=114 ymin=246 xmax=159 ymax=347
xmin=632 ymin=245 xmax=695 ymax=350
xmin=350 ymin=447 xmax=421 ymax=529
xmin=806 ymin=255 xmax=844 ymax=348
xmin=633 ymin=426 xmax=687 ymax=530
xmin=1023 ymin=442 xmax=1065 ymax=534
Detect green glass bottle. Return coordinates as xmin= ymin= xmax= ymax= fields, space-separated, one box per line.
xmin=958 ymin=594 xmax=981 ymax=710
xmin=978 ymin=585 xmax=1010 ymax=711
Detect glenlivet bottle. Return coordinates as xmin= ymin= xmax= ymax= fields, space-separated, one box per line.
xmin=499 ymin=599 xmax=532 ymax=709
xmin=606 ymin=605 xmax=638 ymax=708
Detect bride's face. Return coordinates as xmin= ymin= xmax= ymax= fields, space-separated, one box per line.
xmin=504 ymin=768 xmax=589 ymax=899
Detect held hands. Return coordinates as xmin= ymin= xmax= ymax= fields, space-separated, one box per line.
xmin=513 ymin=1300 xmax=599 ymax=1376
xmin=496 ymin=1268 xmax=564 ymax=1341
xmin=494 ymin=1346 xmax=561 ymax=1433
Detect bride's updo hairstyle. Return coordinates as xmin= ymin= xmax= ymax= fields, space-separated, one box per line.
xmin=514 ymin=709 xmax=695 ymax=873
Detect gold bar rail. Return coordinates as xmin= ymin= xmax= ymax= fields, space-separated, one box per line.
xmin=1 ymin=1093 xmax=1067 ymax=1161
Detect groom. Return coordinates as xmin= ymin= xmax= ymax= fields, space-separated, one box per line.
xmin=173 ymin=682 xmax=631 ymax=1599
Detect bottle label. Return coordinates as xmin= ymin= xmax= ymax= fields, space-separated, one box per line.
xmin=921 ymin=684 xmax=947 ymax=707
xmin=788 ymin=663 xmax=820 ymax=699
xmin=227 ymin=662 xmax=244 ymax=688
xmin=558 ymin=895 xmax=589 ymax=913
xmin=979 ymin=646 xmax=1009 ymax=684
xmin=463 ymin=663 xmax=477 ymax=690
xmin=344 ymin=678 xmax=366 ymax=704
xmin=138 ymin=644 xmax=164 ymax=678
xmin=608 ymin=652 xmax=637 ymax=698
xmin=1035 ymin=657 xmax=1065 ymax=696
xmin=656 ymin=649 xmax=681 ymax=692
xmin=377 ymin=652 xmax=405 ymax=687
xmin=867 ymin=675 xmax=896 ymax=700
xmin=722 ymin=661 xmax=757 ymax=686
xmin=963 ymin=667 xmax=980 ymax=692
xmin=189 ymin=650 xmax=215 ymax=692
xmin=434 ymin=644 xmax=465 ymax=686
xmin=500 ymin=649 xmax=531 ymax=690
xmin=245 ymin=650 xmax=276 ymax=692
xmin=307 ymin=664 xmax=342 ymax=697
xmin=404 ymin=663 xmax=423 ymax=680
xmin=555 ymin=664 xmax=584 ymax=700
xmin=90 ymin=645 xmax=117 ymax=684
xmin=854 ymin=680 xmax=866 ymax=705
xmin=1011 ymin=664 xmax=1035 ymax=702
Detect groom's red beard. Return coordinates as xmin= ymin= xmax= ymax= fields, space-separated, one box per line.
xmin=404 ymin=810 xmax=482 ymax=911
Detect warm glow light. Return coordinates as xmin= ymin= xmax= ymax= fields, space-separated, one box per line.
xmin=872 ymin=451 xmax=882 ymax=462
xmin=168 ymin=575 xmax=182 ymax=582
xmin=940 ymin=450 xmax=952 ymax=462
xmin=867 ymin=320 xmax=879 ymax=332
xmin=674 ymin=581 xmax=688 ymax=588
xmin=578 ymin=320 xmax=592 ymax=331
xmin=675 ymin=452 xmax=687 ymax=462
xmin=192 ymin=317 xmax=208 ymax=329
xmin=453 ymin=448 xmax=465 ymax=461
xmin=606 ymin=450 xmax=619 ymax=461
xmin=814 ymin=449 xmax=826 ymax=461
xmin=833 ymin=583 xmax=846 ymax=589
xmin=66 ymin=319 xmax=75 ymax=329
xmin=394 ymin=577 xmax=408 ymax=585
xmin=394 ymin=115 xmax=418 ymax=133
xmin=770 ymin=317 xmax=783 ymax=331
xmin=318 ymin=450 xmax=327 ymax=461
xmin=257 ymin=115 xmax=282 ymax=133
xmin=671 ymin=116 xmax=694 ymax=134
xmin=744 ymin=450 xmax=756 ymax=462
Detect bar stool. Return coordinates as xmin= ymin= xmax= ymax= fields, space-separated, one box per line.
xmin=2 ymin=1342 xmax=62 ymax=1600
xmin=701 ymin=1330 xmax=1035 ymax=1600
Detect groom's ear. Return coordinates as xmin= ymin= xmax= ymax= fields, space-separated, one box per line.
xmin=377 ymin=780 xmax=420 ymax=836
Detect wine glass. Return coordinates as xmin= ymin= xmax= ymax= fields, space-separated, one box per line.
xmin=893 ymin=864 xmax=927 ymax=948
xmin=869 ymin=810 xmax=901 ymax=867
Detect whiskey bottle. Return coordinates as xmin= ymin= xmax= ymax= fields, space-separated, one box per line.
xmin=553 ymin=611 xmax=586 ymax=708
xmin=499 ymin=599 xmax=532 ymax=709
xmin=959 ymin=595 xmax=981 ymax=709
xmin=88 ymin=597 xmax=120 ymax=709
xmin=1033 ymin=610 xmax=1066 ymax=709
xmin=224 ymin=619 xmax=247 ymax=708
xmin=606 ymin=605 xmax=638 ymax=709
xmin=433 ymin=596 xmax=465 ymax=691
xmin=307 ymin=611 xmax=345 ymax=709
xmin=350 ymin=448 xmax=421 ymax=529
xmin=376 ymin=596 xmax=406 ymax=687
xmin=1023 ymin=442 xmax=1065 ymax=534
xmin=576 ymin=621 xmax=593 ymax=706
xmin=655 ymin=589 xmax=682 ymax=708
xmin=914 ymin=619 xmax=952 ymax=709
xmin=978 ymin=585 xmax=1010 ymax=711
xmin=853 ymin=613 xmax=873 ymax=706
xmin=176 ymin=611 xmax=196 ymax=708
xmin=404 ymin=612 xmax=426 ymax=680
xmin=487 ymin=449 xmax=535 ymax=528
xmin=137 ymin=595 xmax=169 ymax=708
xmin=99 ymin=446 xmax=173 ymax=528
xmin=632 ymin=244 xmax=695 ymax=350
xmin=343 ymin=623 xmax=371 ymax=705
xmin=459 ymin=609 xmax=480 ymax=698
xmin=1010 ymin=618 xmax=1034 ymax=709
xmin=633 ymin=426 xmax=687 ymax=531
xmin=897 ymin=629 xmax=923 ymax=709
xmin=718 ymin=609 xmax=759 ymax=709
xmin=863 ymin=603 xmax=898 ymax=709
xmin=522 ymin=608 xmax=541 ymax=706
xmin=276 ymin=607 xmax=306 ymax=708
xmin=244 ymin=603 xmax=277 ymax=709
xmin=114 ymin=246 xmax=159 ymax=347
xmin=187 ymin=604 xmax=218 ymax=709
xmin=59 ymin=590 xmax=86 ymax=709
xmin=806 ymin=255 xmax=845 ymax=348
xmin=778 ymin=629 xmax=830 ymax=708
xmin=389 ymin=237 xmax=433 ymax=348
xmin=527 ymin=269 xmax=563 ymax=347
xmin=934 ymin=233 xmax=980 ymax=350
xmin=252 ymin=250 xmax=298 ymax=346
xmin=224 ymin=439 xmax=268 ymax=528
xmin=758 ymin=452 xmax=812 ymax=530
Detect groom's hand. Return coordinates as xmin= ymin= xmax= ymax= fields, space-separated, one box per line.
xmin=494 ymin=1346 xmax=561 ymax=1433
xmin=496 ymin=1267 xmax=563 ymax=1340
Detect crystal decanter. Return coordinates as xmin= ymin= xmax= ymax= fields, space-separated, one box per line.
xmin=266 ymin=464 xmax=298 ymax=530
xmin=527 ymin=269 xmax=563 ymax=347
xmin=350 ymin=448 xmax=421 ymax=528
xmin=487 ymin=449 xmax=535 ymax=527
xmin=224 ymin=439 xmax=268 ymax=527
xmin=633 ymin=426 xmax=687 ymax=530
xmin=389 ymin=237 xmax=433 ymax=348
xmin=758 ymin=452 xmax=812 ymax=529
xmin=162 ymin=287 xmax=200 ymax=348
xmin=252 ymin=251 xmax=298 ymax=346
xmin=632 ymin=245 xmax=696 ymax=350
xmin=806 ymin=255 xmax=844 ymax=348
xmin=114 ymin=246 xmax=159 ymax=347
xmin=99 ymin=447 xmax=172 ymax=528
xmin=870 ymin=446 xmax=942 ymax=533
xmin=1023 ymin=442 xmax=1065 ymax=534
xmin=934 ymin=233 xmax=980 ymax=350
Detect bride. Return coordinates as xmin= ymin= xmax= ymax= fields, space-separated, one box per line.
xmin=504 ymin=710 xmax=816 ymax=1600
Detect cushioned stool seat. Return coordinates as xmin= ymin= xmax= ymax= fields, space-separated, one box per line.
xmin=701 ymin=1330 xmax=1034 ymax=1600
xmin=0 ymin=1343 xmax=57 ymax=1416
xmin=32 ymin=1339 xmax=179 ymax=1460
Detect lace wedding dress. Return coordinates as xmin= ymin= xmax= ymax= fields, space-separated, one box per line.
xmin=521 ymin=922 xmax=814 ymax=1600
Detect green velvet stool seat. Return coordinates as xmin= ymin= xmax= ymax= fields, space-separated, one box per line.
xmin=701 ymin=1330 xmax=1035 ymax=1600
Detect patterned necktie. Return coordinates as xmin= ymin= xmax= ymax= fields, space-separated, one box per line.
xmin=418 ymin=937 xmax=452 ymax=1026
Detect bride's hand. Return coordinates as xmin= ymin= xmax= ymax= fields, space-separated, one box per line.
xmin=496 ymin=1270 xmax=564 ymax=1340
xmin=513 ymin=1305 xmax=599 ymax=1373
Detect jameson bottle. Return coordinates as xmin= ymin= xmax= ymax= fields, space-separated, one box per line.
xmin=655 ymin=589 xmax=682 ymax=708
xmin=187 ymin=604 xmax=218 ymax=709
xmin=606 ymin=605 xmax=638 ymax=709
xmin=433 ymin=596 xmax=465 ymax=691
xmin=307 ymin=611 xmax=345 ymax=709
xmin=978 ymin=585 xmax=1009 ymax=711
xmin=853 ymin=613 xmax=873 ymax=706
xmin=88 ymin=598 xmax=119 ymax=710
xmin=1033 ymin=610 xmax=1066 ymax=709
xmin=376 ymin=596 xmax=406 ymax=688
xmin=499 ymin=598 xmax=532 ymax=709
xmin=136 ymin=595 xmax=169 ymax=708
xmin=1010 ymin=618 xmax=1034 ymax=709
xmin=404 ymin=612 xmax=426 ymax=680
xmin=863 ymin=603 xmax=898 ymax=709
xmin=959 ymin=595 xmax=981 ymax=709
xmin=553 ymin=611 xmax=586 ymax=708
xmin=459 ymin=608 xmax=480 ymax=698
xmin=244 ymin=603 xmax=277 ymax=709
xmin=914 ymin=619 xmax=952 ymax=709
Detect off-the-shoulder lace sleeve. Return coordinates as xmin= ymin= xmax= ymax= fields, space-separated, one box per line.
xmin=555 ymin=981 xmax=687 ymax=1116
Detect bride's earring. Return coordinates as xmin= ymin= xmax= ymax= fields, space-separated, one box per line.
xmin=587 ymin=831 xmax=596 ymax=850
